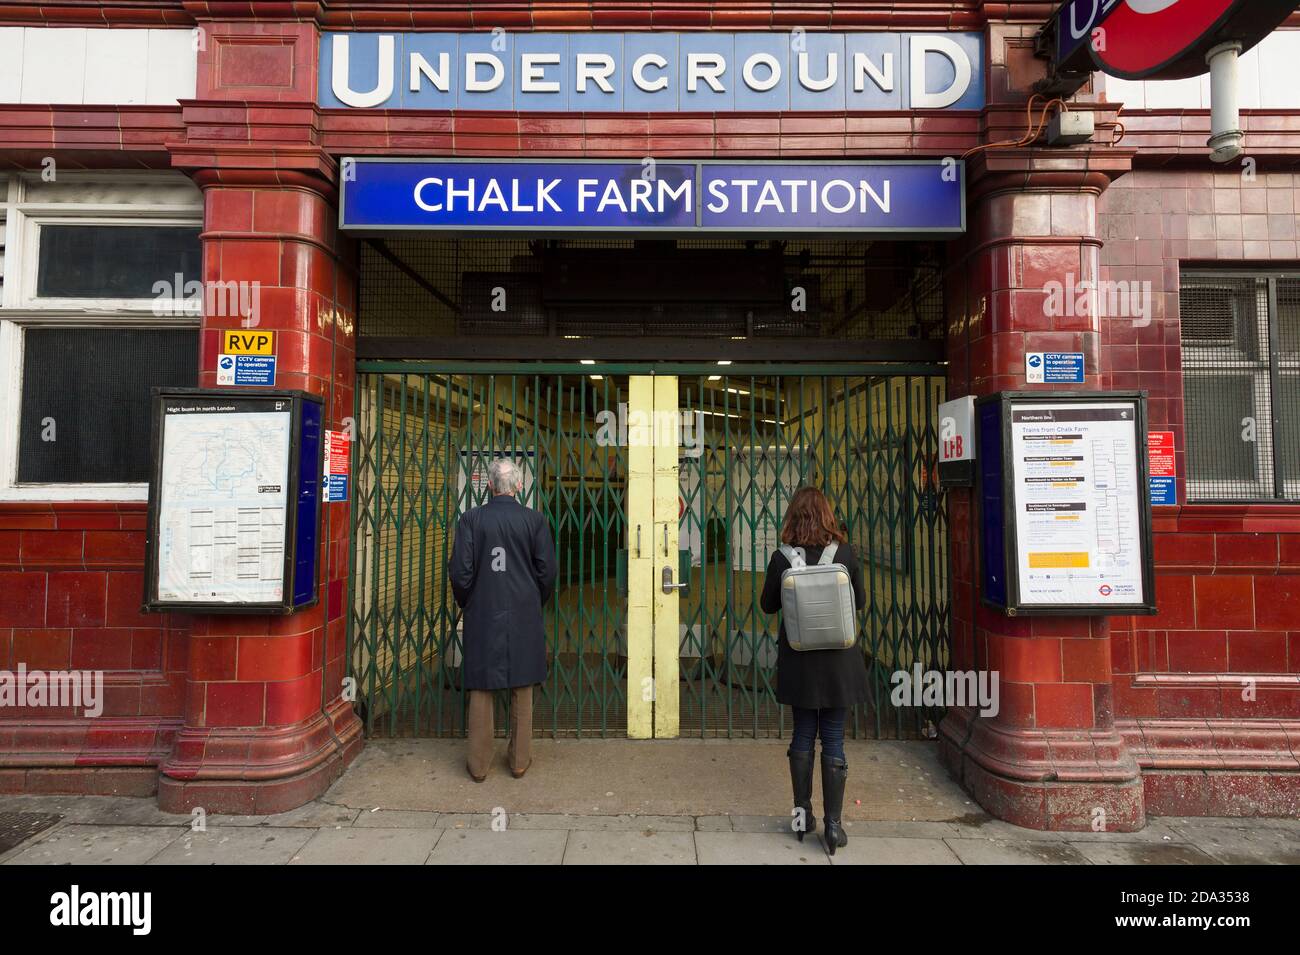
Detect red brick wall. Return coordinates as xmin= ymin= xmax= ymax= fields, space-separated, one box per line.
xmin=940 ymin=158 xmax=1300 ymax=821
xmin=0 ymin=177 xmax=360 ymax=807
xmin=1099 ymin=168 xmax=1300 ymax=729
xmin=0 ymin=503 xmax=186 ymax=794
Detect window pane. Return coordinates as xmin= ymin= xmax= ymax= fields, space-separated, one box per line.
xmin=1183 ymin=374 xmax=1266 ymax=487
xmin=1278 ymin=281 xmax=1300 ymax=497
xmin=17 ymin=327 xmax=198 ymax=484
xmin=1279 ymin=373 xmax=1300 ymax=496
xmin=1279 ymin=279 xmax=1300 ymax=358
xmin=1180 ymin=275 xmax=1274 ymax=500
xmin=36 ymin=225 xmax=202 ymax=299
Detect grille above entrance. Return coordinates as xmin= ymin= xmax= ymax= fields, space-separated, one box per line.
xmin=359 ymin=237 xmax=944 ymax=344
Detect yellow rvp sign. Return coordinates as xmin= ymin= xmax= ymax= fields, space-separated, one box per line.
xmin=222 ymin=329 xmax=275 ymax=356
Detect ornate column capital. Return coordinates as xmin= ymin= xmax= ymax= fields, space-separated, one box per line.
xmin=965 ymin=146 xmax=1138 ymax=205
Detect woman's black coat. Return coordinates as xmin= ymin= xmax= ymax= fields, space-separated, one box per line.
xmin=759 ymin=542 xmax=869 ymax=710
xmin=449 ymin=494 xmax=558 ymax=690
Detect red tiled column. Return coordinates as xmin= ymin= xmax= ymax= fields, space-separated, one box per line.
xmin=154 ymin=156 xmax=362 ymax=815
xmin=939 ymin=149 xmax=1149 ymax=831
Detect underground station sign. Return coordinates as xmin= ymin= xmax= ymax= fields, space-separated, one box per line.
xmin=339 ymin=159 xmax=965 ymax=235
xmin=1052 ymin=0 xmax=1296 ymax=79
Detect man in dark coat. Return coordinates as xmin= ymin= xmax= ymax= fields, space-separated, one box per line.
xmin=449 ymin=457 xmax=557 ymax=781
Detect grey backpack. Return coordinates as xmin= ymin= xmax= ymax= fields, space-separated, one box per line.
xmin=777 ymin=543 xmax=856 ymax=651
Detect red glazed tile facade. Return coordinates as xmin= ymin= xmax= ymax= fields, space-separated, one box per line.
xmin=0 ymin=0 xmax=1296 ymax=826
xmin=0 ymin=503 xmax=185 ymax=796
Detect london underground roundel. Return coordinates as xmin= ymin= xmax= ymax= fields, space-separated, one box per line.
xmin=1093 ymin=0 xmax=1235 ymax=79
xmin=1055 ymin=0 xmax=1296 ymax=81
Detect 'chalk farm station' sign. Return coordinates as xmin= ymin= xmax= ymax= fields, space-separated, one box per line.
xmin=339 ymin=159 xmax=965 ymax=234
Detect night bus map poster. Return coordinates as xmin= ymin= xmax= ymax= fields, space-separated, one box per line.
xmin=144 ymin=389 xmax=321 ymax=615
xmin=153 ymin=398 xmax=292 ymax=605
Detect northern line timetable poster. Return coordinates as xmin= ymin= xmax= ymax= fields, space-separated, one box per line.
xmin=1009 ymin=402 xmax=1145 ymax=607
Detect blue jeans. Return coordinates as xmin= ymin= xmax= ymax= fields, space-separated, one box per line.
xmin=789 ymin=706 xmax=847 ymax=760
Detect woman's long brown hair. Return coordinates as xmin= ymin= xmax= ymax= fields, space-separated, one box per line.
xmin=779 ymin=486 xmax=847 ymax=548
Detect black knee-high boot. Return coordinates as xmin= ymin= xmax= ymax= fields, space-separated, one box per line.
xmin=820 ymin=754 xmax=849 ymax=855
xmin=786 ymin=748 xmax=817 ymax=842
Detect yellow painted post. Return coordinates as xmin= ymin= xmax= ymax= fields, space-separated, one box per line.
xmin=652 ymin=375 xmax=680 ymax=738
xmin=625 ymin=376 xmax=655 ymax=739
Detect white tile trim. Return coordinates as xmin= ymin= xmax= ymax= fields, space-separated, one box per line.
xmin=3 ymin=27 xmax=196 ymax=106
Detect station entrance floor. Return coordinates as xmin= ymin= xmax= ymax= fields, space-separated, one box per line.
xmin=322 ymin=737 xmax=974 ymax=823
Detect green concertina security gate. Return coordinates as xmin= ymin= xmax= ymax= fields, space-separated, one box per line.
xmin=347 ymin=363 xmax=949 ymax=739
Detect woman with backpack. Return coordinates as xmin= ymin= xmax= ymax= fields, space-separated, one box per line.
xmin=759 ymin=486 xmax=868 ymax=855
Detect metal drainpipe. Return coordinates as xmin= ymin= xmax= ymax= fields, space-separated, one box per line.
xmin=1206 ymin=40 xmax=1244 ymax=163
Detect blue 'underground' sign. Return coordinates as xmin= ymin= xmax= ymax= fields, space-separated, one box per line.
xmin=339 ymin=160 xmax=965 ymax=234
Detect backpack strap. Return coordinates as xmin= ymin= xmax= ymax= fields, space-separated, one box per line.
xmin=779 ymin=544 xmax=806 ymax=569
xmin=817 ymin=542 xmax=839 ymax=565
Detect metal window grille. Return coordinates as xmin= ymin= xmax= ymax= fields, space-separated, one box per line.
xmin=1180 ymin=271 xmax=1299 ymax=501
xmin=1278 ymin=278 xmax=1300 ymax=496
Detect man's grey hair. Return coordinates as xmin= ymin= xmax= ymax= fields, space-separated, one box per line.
xmin=488 ymin=457 xmax=523 ymax=495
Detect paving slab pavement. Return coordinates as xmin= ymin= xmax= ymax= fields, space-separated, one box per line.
xmin=562 ymin=829 xmax=698 ymax=865
xmin=148 ymin=827 xmax=316 ymax=865
xmin=941 ymin=838 xmax=1093 ymax=865
xmin=428 ymin=829 xmax=567 ymax=865
xmin=290 ymin=827 xmax=444 ymax=865
xmin=1067 ymin=842 xmax=1221 ymax=866
xmin=694 ymin=830 xmax=828 ymax=865
xmin=5 ymin=824 xmax=181 ymax=865
xmin=830 ymin=835 xmax=963 ymax=865
xmin=1158 ymin=822 xmax=1300 ymax=865
xmin=352 ymin=809 xmax=442 ymax=829
xmin=1 ymin=739 xmax=1297 ymax=865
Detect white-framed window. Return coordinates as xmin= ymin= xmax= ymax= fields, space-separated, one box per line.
xmin=0 ymin=200 xmax=7 ymax=304
xmin=0 ymin=171 xmax=204 ymax=502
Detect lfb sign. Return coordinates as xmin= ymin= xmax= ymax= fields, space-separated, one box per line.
xmin=320 ymin=32 xmax=984 ymax=112
xmin=937 ymin=396 xmax=975 ymax=489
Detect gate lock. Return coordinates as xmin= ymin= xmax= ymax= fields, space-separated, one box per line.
xmin=614 ymin=548 xmax=691 ymax=596
xmin=662 ymin=564 xmax=688 ymax=595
